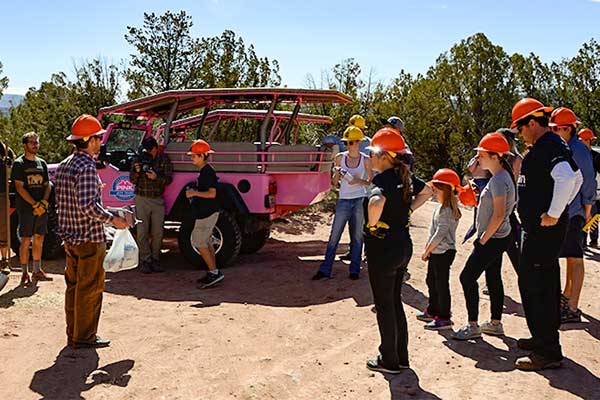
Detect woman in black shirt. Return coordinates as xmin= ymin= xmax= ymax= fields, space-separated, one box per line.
xmin=364 ymin=128 xmax=432 ymax=374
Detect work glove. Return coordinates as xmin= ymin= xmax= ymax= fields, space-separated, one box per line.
xmin=32 ymin=200 xmax=48 ymax=217
xmin=366 ymin=221 xmax=390 ymax=239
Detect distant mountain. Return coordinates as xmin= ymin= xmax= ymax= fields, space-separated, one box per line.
xmin=0 ymin=94 xmax=24 ymax=115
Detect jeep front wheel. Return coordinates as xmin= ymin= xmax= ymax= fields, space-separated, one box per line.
xmin=178 ymin=211 xmax=242 ymax=269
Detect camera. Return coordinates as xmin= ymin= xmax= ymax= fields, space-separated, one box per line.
xmin=136 ymin=148 xmax=154 ymax=173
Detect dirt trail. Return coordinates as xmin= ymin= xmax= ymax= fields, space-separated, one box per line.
xmin=1 ymin=201 xmax=599 ymax=399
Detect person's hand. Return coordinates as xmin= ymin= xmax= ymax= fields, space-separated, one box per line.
xmin=134 ymin=163 xmax=141 ymax=173
xmin=145 ymin=170 xmax=157 ymax=180
xmin=540 ymin=213 xmax=559 ymax=227
xmin=185 ymin=189 xmax=196 ymax=199
xmin=112 ymin=217 xmax=129 ymax=230
xmin=421 ymin=252 xmax=429 ymax=262
xmin=586 ymin=210 xmax=592 ymax=223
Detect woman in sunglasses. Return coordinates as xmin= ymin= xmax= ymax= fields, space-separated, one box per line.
xmin=363 ymin=128 xmax=432 ymax=374
xmin=312 ymin=126 xmax=373 ymax=280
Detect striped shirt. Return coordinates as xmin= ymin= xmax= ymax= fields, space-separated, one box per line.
xmin=55 ymin=150 xmax=113 ymax=245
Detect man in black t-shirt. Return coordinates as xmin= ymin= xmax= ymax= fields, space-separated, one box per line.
xmin=511 ymin=98 xmax=580 ymax=371
xmin=185 ymin=140 xmax=223 ymax=288
xmin=11 ymin=132 xmax=52 ymax=285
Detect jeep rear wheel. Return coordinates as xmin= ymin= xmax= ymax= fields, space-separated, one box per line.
xmin=178 ymin=211 xmax=242 ymax=269
xmin=240 ymin=226 xmax=271 ymax=254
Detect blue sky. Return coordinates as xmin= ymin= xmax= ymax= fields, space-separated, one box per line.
xmin=2 ymin=0 xmax=600 ymax=95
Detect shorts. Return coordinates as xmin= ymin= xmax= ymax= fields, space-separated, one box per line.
xmin=191 ymin=212 xmax=219 ymax=248
xmin=559 ymin=215 xmax=585 ymax=259
xmin=17 ymin=209 xmax=48 ymax=237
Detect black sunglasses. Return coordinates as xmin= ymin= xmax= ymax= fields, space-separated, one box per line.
xmin=346 ymin=140 xmax=358 ymax=145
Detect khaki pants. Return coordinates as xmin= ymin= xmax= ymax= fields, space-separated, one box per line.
xmin=64 ymin=242 xmax=106 ymax=345
xmin=135 ymin=195 xmax=165 ymax=263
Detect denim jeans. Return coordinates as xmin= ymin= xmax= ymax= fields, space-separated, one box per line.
xmin=319 ymin=197 xmax=365 ymax=275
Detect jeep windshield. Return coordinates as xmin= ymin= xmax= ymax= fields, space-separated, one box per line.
xmin=105 ymin=125 xmax=147 ymax=152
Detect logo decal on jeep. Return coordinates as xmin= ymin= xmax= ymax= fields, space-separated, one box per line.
xmin=109 ymin=176 xmax=135 ymax=201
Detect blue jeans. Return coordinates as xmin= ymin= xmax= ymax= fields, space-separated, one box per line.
xmin=319 ymin=197 xmax=365 ymax=275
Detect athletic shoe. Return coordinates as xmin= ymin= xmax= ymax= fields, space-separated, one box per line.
xmin=402 ymin=271 xmax=411 ymax=283
xmin=199 ymin=271 xmax=224 ymax=288
xmin=515 ymin=353 xmax=562 ymax=371
xmin=366 ymin=356 xmax=408 ymax=374
xmin=416 ymin=311 xmax=435 ymax=322
xmin=424 ymin=318 xmax=454 ymax=331
xmin=311 ymin=271 xmax=331 ymax=280
xmin=452 ymin=324 xmax=481 ymax=340
xmin=150 ymin=260 xmax=165 ymax=273
xmin=20 ymin=272 xmax=31 ymax=286
xmin=480 ymin=321 xmax=504 ymax=336
xmin=517 ymin=337 xmax=535 ymax=351
xmin=348 ymin=272 xmax=359 ymax=280
xmin=140 ymin=261 xmax=153 ymax=274
xmin=32 ymin=270 xmax=53 ymax=282
xmin=560 ymin=307 xmax=582 ymax=324
xmin=339 ymin=251 xmax=352 ymax=261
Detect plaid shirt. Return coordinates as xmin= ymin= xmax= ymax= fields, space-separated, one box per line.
xmin=129 ymin=153 xmax=173 ymax=198
xmin=55 ymin=150 xmax=113 ymax=245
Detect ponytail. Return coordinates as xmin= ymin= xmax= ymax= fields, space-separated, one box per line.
xmin=389 ymin=154 xmax=412 ymax=203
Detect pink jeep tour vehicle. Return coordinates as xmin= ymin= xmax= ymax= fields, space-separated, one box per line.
xmin=42 ymin=88 xmax=351 ymax=267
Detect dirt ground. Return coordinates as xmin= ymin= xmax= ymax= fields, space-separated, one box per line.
xmin=1 ymin=201 xmax=599 ymax=400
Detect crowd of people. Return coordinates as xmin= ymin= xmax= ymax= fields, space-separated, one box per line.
xmin=315 ymin=98 xmax=598 ymax=373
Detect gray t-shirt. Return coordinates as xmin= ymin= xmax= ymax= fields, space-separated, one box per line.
xmin=427 ymin=205 xmax=459 ymax=254
xmin=476 ymin=169 xmax=515 ymax=239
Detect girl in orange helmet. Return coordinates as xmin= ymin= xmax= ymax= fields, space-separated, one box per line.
xmin=452 ymin=133 xmax=516 ymax=340
xmin=418 ymin=168 xmax=465 ymax=330
xmin=363 ymin=128 xmax=432 ymax=373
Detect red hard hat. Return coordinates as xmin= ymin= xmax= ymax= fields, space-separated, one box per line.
xmin=548 ymin=107 xmax=580 ymax=127
xmin=510 ymin=98 xmax=553 ymax=129
xmin=187 ymin=139 xmax=215 ymax=155
xmin=578 ymin=128 xmax=596 ymax=141
xmin=67 ymin=114 xmax=106 ymax=141
xmin=365 ymin=127 xmax=410 ymax=155
xmin=430 ymin=168 xmax=461 ymax=190
xmin=474 ymin=132 xmax=512 ymax=155
xmin=459 ymin=183 xmax=478 ymax=207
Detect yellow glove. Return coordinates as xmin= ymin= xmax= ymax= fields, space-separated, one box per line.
xmin=583 ymin=214 xmax=599 ymax=233
xmin=32 ymin=201 xmax=47 ymax=217
xmin=366 ymin=221 xmax=390 ymax=239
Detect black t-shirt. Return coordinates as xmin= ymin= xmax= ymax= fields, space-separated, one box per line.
xmin=191 ymin=164 xmax=219 ymax=219
xmin=11 ymin=155 xmax=49 ymax=211
xmin=517 ymin=131 xmax=576 ymax=232
xmin=364 ymin=169 xmax=426 ymax=238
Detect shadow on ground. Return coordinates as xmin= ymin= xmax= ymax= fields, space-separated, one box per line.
xmin=385 ymin=369 xmax=442 ymax=399
xmin=0 ymin=282 xmax=38 ymax=308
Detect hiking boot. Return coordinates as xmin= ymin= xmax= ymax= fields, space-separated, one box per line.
xmin=366 ymin=356 xmax=408 ymax=374
xmin=140 ymin=261 xmax=153 ymax=274
xmin=452 ymin=324 xmax=481 ymax=340
xmin=348 ymin=272 xmax=359 ymax=280
xmin=424 ymin=318 xmax=453 ymax=331
xmin=198 ymin=271 xmax=224 ymax=288
xmin=20 ymin=272 xmax=31 ymax=286
xmin=311 ymin=271 xmax=330 ymax=280
xmin=560 ymin=307 xmax=582 ymax=324
xmin=339 ymin=251 xmax=352 ymax=261
xmin=416 ymin=310 xmax=435 ymax=322
xmin=480 ymin=321 xmax=504 ymax=336
xmin=517 ymin=337 xmax=535 ymax=351
xmin=515 ymin=353 xmax=562 ymax=371
xmin=32 ymin=270 xmax=53 ymax=282
xmin=150 ymin=260 xmax=165 ymax=273
xmin=73 ymin=336 xmax=111 ymax=349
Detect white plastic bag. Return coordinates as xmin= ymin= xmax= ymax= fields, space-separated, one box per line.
xmin=103 ymin=229 xmax=139 ymax=272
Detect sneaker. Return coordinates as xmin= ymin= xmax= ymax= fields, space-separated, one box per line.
xmin=424 ymin=318 xmax=454 ymax=331
xmin=339 ymin=251 xmax=352 ymax=261
xmin=517 ymin=337 xmax=536 ymax=351
xmin=20 ymin=272 xmax=31 ymax=286
xmin=366 ymin=356 xmax=408 ymax=374
xmin=311 ymin=271 xmax=330 ymax=280
xmin=482 ymin=286 xmax=489 ymax=296
xmin=150 ymin=260 xmax=165 ymax=273
xmin=452 ymin=324 xmax=481 ymax=340
xmin=515 ymin=353 xmax=562 ymax=371
xmin=32 ymin=270 xmax=53 ymax=282
xmin=416 ymin=311 xmax=435 ymax=322
xmin=560 ymin=307 xmax=582 ymax=324
xmin=199 ymin=271 xmax=224 ymax=288
xmin=480 ymin=321 xmax=504 ymax=336
xmin=348 ymin=272 xmax=359 ymax=280
xmin=402 ymin=271 xmax=411 ymax=283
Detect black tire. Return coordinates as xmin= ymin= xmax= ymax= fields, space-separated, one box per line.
xmin=10 ymin=206 xmax=63 ymax=260
xmin=178 ymin=211 xmax=242 ymax=269
xmin=240 ymin=226 xmax=271 ymax=254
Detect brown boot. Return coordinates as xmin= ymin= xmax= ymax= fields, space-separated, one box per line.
xmin=516 ymin=353 xmax=562 ymax=371
xmin=32 ymin=269 xmax=53 ymax=282
xmin=20 ymin=272 xmax=31 ymax=286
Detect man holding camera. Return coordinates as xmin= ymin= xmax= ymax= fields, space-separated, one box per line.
xmin=130 ymin=137 xmax=173 ymax=274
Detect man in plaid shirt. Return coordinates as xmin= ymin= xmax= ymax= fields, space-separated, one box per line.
xmin=130 ymin=136 xmax=173 ymax=273
xmin=55 ymin=114 xmax=128 ymax=349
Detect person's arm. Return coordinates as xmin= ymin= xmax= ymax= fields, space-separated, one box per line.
xmin=14 ymin=181 xmax=37 ymax=206
xmin=479 ymin=195 xmax=507 ymax=245
xmin=411 ymin=178 xmax=433 ymax=211
xmin=42 ymin=163 xmax=50 ymax=201
xmin=349 ymin=156 xmax=373 ymax=186
xmin=573 ymin=145 xmax=597 ymax=221
xmin=542 ymin=161 xmax=579 ymax=226
xmin=186 ymin=168 xmax=218 ymax=199
xmin=76 ymin=164 xmax=115 ymax=224
xmin=155 ymin=155 xmax=173 ymax=186
xmin=331 ymin=154 xmax=342 ymax=187
xmin=422 ymin=208 xmax=451 ymax=260
xmin=367 ymin=193 xmax=386 ymax=226
xmin=188 ymin=187 xmax=217 ymax=199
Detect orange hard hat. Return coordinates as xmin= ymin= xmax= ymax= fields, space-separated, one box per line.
xmin=67 ymin=114 xmax=106 ymax=141
xmin=187 ymin=139 xmax=214 ymax=155
xmin=365 ymin=127 xmax=410 ymax=155
xmin=430 ymin=168 xmax=461 ymax=190
xmin=548 ymin=107 xmax=580 ymax=127
xmin=510 ymin=98 xmax=553 ymax=129
xmin=578 ymin=128 xmax=596 ymax=141
xmin=458 ymin=182 xmax=478 ymax=207
xmin=474 ymin=132 xmax=512 ymax=155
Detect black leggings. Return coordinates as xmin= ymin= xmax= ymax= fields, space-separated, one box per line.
xmin=460 ymin=237 xmax=510 ymax=322
xmin=425 ymin=250 xmax=456 ymax=320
